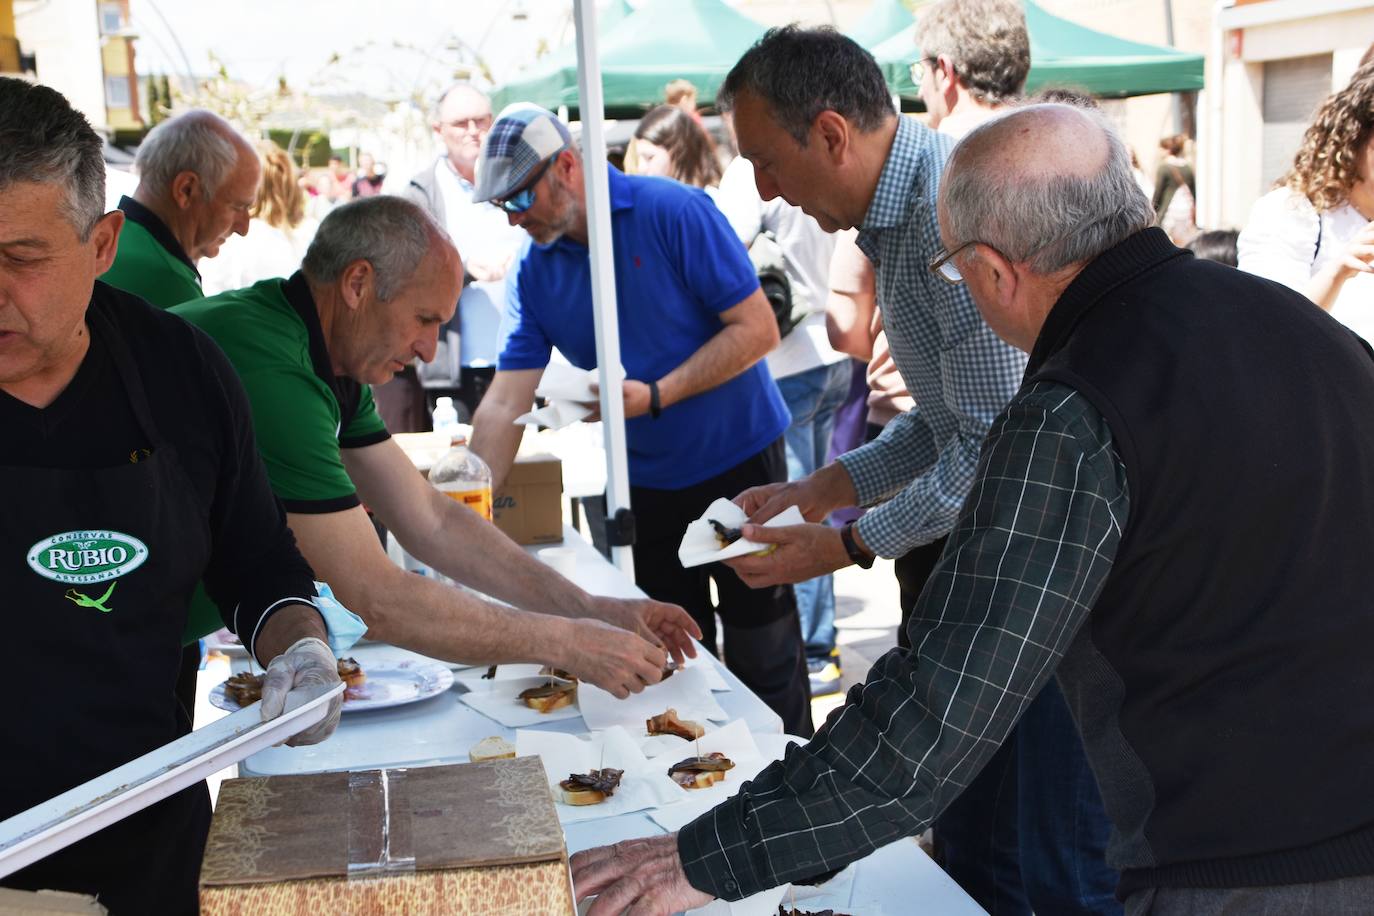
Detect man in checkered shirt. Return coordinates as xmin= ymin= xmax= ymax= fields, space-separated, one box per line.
xmin=572 ymin=93 xmax=1374 ymax=916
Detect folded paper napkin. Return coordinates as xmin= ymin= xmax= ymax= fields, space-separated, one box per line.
xmin=515 ymin=362 xmax=624 ymax=430
xmin=578 ymin=666 xmax=728 ymax=732
xmin=516 ymin=726 xmax=680 ymax=824
xmin=678 ymin=497 xmax=807 ymax=569
xmin=457 ymin=674 xmax=582 ymax=728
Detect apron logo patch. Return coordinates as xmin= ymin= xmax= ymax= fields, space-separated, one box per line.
xmin=26 ymin=530 xmax=149 ymax=585
xmin=66 ymin=582 xmax=117 ymax=613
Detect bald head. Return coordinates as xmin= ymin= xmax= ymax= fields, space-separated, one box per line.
xmin=940 ymin=103 xmax=1154 ymax=276
xmin=433 ymin=84 xmax=493 ymax=178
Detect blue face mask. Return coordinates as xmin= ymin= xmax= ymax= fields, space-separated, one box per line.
xmin=312 ymin=581 xmax=369 ymax=654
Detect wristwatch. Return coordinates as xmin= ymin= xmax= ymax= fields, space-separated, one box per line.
xmin=840 ymin=521 xmax=875 ymax=569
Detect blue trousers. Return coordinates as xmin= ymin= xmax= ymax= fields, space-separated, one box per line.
xmin=937 ymin=678 xmax=1123 ymax=916
xmin=775 ymin=361 xmax=852 ymax=660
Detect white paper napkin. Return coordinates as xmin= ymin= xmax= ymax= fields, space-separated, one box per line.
xmin=515 ymin=400 xmax=593 ymax=430
xmin=453 ymin=663 xmax=548 ymax=686
xmin=578 ymin=666 xmax=728 ymax=733
xmin=456 ymin=675 xmax=582 ymax=727
xmin=678 ymin=497 xmax=808 ymax=569
xmin=516 ymin=726 xmax=680 ymax=824
xmin=645 ymin=721 xmax=770 ymax=831
xmin=535 ymin=361 xmax=599 ymax=402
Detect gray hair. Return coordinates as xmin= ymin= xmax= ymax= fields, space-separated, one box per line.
xmin=134 ymin=109 xmax=242 ymax=200
xmin=432 ymin=82 xmax=490 ymax=120
xmin=719 ymin=26 xmax=894 ymax=145
xmin=942 ymin=104 xmax=1155 ymax=274
xmin=915 ymin=0 xmax=1031 ymax=106
xmin=0 ymin=77 xmax=105 ymax=240
xmin=302 ymin=196 xmax=437 ymax=301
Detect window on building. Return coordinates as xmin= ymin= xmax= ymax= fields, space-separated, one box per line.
xmin=99 ymin=3 xmax=123 ymax=34
xmin=1262 ymin=54 xmax=1333 ymax=192
xmin=105 ymin=75 xmax=131 ymax=110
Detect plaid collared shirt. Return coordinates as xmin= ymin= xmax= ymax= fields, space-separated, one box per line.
xmin=677 ymin=381 xmax=1129 ymax=900
xmin=836 ymin=115 xmax=1028 ymax=559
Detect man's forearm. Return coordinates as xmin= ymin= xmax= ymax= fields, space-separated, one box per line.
xmin=405 ymin=489 xmax=596 ymax=619
xmin=469 ymin=400 xmax=525 ymax=491
xmin=254 ymin=602 xmax=329 ymax=666
xmin=657 ymin=320 xmax=774 ymax=409
xmin=835 ymin=408 xmax=940 ymax=507
xmin=356 ymin=560 xmax=582 ymax=667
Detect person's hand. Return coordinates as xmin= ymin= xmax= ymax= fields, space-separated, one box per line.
xmin=591 ymin=596 xmax=702 ymax=666
xmin=734 ymin=464 xmax=855 ymax=524
xmin=1335 ymin=221 xmax=1374 ymax=279
xmin=561 ymin=618 xmax=668 ymax=698
xmin=722 ymin=522 xmax=852 ymax=588
xmin=260 ymin=637 xmax=342 ymax=746
xmin=571 ymin=834 xmax=715 ymax=916
xmin=587 ymin=379 xmax=653 ymax=420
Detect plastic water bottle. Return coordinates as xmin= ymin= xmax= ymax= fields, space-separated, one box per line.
xmin=431 ymin=396 xmax=460 ymax=440
xmin=430 ymin=437 xmax=493 ymax=521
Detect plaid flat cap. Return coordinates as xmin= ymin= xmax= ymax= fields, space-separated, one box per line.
xmin=472 ymin=104 xmax=573 ymax=203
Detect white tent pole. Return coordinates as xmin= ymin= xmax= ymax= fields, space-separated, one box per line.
xmin=572 ymin=0 xmax=635 ymax=577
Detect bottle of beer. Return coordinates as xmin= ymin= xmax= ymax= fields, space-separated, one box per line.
xmin=430 ymin=437 xmax=493 ymax=521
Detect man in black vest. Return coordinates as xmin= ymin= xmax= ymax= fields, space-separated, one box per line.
xmin=571 ymin=103 xmax=1374 ymax=914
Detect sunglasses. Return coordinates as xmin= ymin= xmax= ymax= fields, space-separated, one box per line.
xmin=909 ymin=56 xmax=939 ymax=85
xmin=494 ymin=153 xmax=561 ymax=215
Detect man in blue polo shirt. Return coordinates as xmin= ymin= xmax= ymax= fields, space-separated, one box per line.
xmin=469 ymin=105 xmax=811 ymax=735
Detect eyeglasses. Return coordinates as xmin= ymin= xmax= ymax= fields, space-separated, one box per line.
xmin=909 ymin=57 xmax=939 ymax=85
xmin=928 ymin=239 xmax=981 ymax=285
xmin=493 ymin=153 xmax=560 ymax=215
xmin=443 ymin=115 xmax=493 ymax=132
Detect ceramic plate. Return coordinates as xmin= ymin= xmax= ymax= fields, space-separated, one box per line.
xmin=211 ymin=660 xmax=454 ymax=714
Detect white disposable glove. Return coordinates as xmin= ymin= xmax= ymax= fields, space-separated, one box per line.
xmin=260 ymin=636 xmax=343 ymax=746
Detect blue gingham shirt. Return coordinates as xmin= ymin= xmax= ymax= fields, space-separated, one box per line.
xmin=837 ymin=115 xmax=1028 ymax=559
xmin=677 ymin=382 xmax=1129 ymax=899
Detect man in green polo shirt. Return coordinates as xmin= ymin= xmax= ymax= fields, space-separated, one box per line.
xmin=102 ymin=109 xmax=259 ymax=308
xmin=173 ymin=196 xmax=699 ymax=697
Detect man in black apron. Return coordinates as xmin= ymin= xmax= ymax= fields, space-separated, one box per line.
xmin=1 ymin=79 xmax=341 ymax=914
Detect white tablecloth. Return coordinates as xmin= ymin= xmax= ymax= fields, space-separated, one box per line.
xmin=230 ymin=525 xmax=985 ymax=914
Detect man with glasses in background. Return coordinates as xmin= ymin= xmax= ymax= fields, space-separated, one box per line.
xmin=379 ymin=84 xmax=528 ymax=430
xmin=467 ymin=105 xmax=813 ymax=737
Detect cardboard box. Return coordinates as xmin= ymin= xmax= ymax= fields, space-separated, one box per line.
xmin=493 ymin=454 xmax=564 ymax=546
xmin=199 ymin=758 xmax=574 ymax=915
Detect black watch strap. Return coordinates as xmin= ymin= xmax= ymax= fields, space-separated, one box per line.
xmin=649 ymin=380 xmax=662 ymax=419
xmin=841 ymin=521 xmax=875 ymax=569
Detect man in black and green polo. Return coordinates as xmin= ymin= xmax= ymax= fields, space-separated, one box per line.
xmin=173 ymin=196 xmax=700 ymax=697
xmin=102 ymin=109 xmax=259 ymax=308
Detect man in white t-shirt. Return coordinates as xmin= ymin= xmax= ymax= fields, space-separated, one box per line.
xmin=713 ymin=155 xmax=847 ymax=695
xmin=389 ymin=84 xmax=528 ymax=425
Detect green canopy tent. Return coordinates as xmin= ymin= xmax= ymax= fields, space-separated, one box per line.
xmin=869 ymin=0 xmax=1205 ymax=101
xmin=489 ymin=0 xmax=766 ymax=117
xmin=847 ymin=0 xmax=915 ymax=49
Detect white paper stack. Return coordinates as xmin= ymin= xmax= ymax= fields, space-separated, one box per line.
xmin=515 ymin=362 xmax=619 ymax=430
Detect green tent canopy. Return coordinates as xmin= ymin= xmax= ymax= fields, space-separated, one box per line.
xmin=490 ymin=0 xmax=766 ymax=117
xmin=848 ymin=0 xmax=915 ymax=49
xmin=870 ymin=0 xmax=1204 ymax=100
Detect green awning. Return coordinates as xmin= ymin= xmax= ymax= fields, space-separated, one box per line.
xmin=848 ymin=0 xmax=916 ymax=49
xmin=490 ymin=0 xmax=766 ymax=117
xmin=869 ymin=0 xmax=1204 ymax=101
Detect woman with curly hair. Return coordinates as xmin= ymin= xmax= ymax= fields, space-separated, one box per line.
xmin=200 ymin=140 xmax=319 ymax=294
xmin=1238 ymin=61 xmax=1374 ymax=340
xmin=628 ymin=104 xmax=722 ymax=189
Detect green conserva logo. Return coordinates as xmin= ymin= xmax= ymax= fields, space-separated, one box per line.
xmin=27 ymin=530 xmax=149 ymax=586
